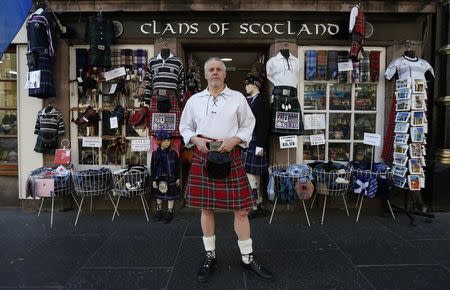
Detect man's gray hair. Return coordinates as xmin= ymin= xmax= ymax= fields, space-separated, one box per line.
xmin=204 ymin=57 xmax=226 ymax=73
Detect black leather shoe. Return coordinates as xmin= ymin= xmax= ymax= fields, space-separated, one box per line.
xmin=153 ymin=210 xmax=163 ymax=221
xmin=163 ymin=211 xmax=173 ymax=224
xmin=240 ymin=253 xmax=273 ymax=280
xmin=197 ymin=251 xmax=217 ymax=283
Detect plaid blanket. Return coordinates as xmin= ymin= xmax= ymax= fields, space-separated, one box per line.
xmin=120 ymin=49 xmax=133 ymax=70
xmin=185 ymin=147 xmax=254 ymax=210
xmin=133 ymin=49 xmax=148 ymax=72
xmin=327 ymin=50 xmax=338 ymax=80
xmin=370 ymin=51 xmax=381 ymax=82
xmin=111 ymin=49 xmax=121 ymax=69
xmin=317 ymin=50 xmax=327 ymax=80
xmin=305 ymin=50 xmax=317 ymax=80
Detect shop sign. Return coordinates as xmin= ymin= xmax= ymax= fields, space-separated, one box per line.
xmin=139 ymin=20 xmax=340 ymax=38
xmin=363 ymin=133 xmax=381 ymax=147
xmin=275 ymin=111 xmax=300 ymax=129
xmin=151 ymin=113 xmax=177 ymax=131
xmin=131 ymin=139 xmax=150 ymax=152
xmin=279 ymin=135 xmax=298 ymax=149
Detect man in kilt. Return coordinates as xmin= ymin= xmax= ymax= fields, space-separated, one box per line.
xmin=243 ymin=74 xmax=271 ymax=218
xmin=180 ymin=57 xmax=273 ymax=282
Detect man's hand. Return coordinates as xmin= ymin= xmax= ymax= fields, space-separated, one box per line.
xmin=152 ymin=181 xmax=157 ymax=188
xmin=190 ymin=136 xmax=210 ymax=153
xmin=176 ymin=179 xmax=180 ymax=187
xmin=217 ymin=137 xmax=241 ymax=153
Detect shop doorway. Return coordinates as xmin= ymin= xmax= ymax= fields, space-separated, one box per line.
xmin=183 ymin=44 xmax=270 ymax=96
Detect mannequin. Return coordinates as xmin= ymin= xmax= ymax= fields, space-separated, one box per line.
xmin=243 ymin=73 xmax=271 ymax=218
xmin=160 ymin=47 xmax=171 ymax=60
xmin=403 ymin=48 xmax=416 ymax=59
xmin=280 ymin=48 xmax=290 ymax=60
xmin=151 ymin=130 xmax=180 ymax=224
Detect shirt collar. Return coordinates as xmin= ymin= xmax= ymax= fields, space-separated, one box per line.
xmin=276 ymin=52 xmax=294 ymax=60
xmin=198 ymin=85 xmax=231 ymax=100
xmin=156 ymin=52 xmax=174 ymax=60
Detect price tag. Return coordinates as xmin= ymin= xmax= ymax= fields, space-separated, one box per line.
xmin=304 ymin=114 xmax=326 ymax=130
xmin=131 ymin=139 xmax=150 ymax=151
xmin=25 ymin=70 xmax=41 ymax=89
xmin=110 ymin=116 xmax=118 ymax=129
xmin=77 ymin=77 xmax=83 ymax=83
xmin=104 ymin=67 xmax=126 ymax=81
xmin=82 ymin=137 xmax=102 ymax=148
xmin=338 ymin=60 xmax=353 ymax=72
xmin=108 ymin=83 xmax=117 ymax=94
xmin=363 ymin=133 xmax=381 ymax=147
xmin=279 ymin=135 xmax=298 ymax=149
xmin=310 ymin=134 xmax=325 ymax=145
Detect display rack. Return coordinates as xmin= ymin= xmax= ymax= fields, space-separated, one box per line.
xmin=268 ymin=164 xmax=313 ymax=226
xmin=112 ymin=167 xmax=150 ymax=222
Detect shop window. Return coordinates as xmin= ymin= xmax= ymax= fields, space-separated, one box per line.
xmin=0 ymin=50 xmax=18 ymax=175
xmin=69 ymin=45 xmax=154 ymax=168
xmin=298 ymin=46 xmax=385 ymax=163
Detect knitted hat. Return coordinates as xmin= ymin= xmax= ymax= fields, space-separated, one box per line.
xmin=156 ymin=130 xmax=172 ymax=140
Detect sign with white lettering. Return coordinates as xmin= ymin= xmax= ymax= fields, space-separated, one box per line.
xmin=110 ymin=117 xmax=118 ymax=129
xmin=82 ymin=137 xmax=102 ymax=148
xmin=310 ymin=134 xmax=326 ymax=146
xmin=304 ymin=114 xmax=326 ymax=130
xmin=104 ymin=67 xmax=126 ymax=81
xmin=151 ymin=113 xmax=177 ymax=131
xmin=363 ymin=133 xmax=381 ymax=147
xmin=275 ymin=112 xmax=300 ymax=130
xmin=279 ymin=135 xmax=298 ymax=149
xmin=131 ymin=139 xmax=150 ymax=152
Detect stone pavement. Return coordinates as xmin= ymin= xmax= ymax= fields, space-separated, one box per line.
xmin=0 ymin=203 xmax=449 ymax=289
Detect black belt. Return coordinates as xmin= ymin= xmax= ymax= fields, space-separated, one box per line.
xmin=272 ymin=86 xmax=297 ymax=97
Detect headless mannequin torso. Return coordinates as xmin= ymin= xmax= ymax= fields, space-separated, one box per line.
xmin=280 ymin=48 xmax=290 ymax=59
xmin=160 ymin=48 xmax=171 ymax=60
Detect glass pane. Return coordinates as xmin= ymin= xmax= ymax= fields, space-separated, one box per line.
xmin=78 ymin=93 xmax=99 ymax=108
xmin=102 ymin=111 xmax=122 ymax=137
xmin=355 ymin=84 xmax=377 ymax=111
xmin=102 ymin=92 xmax=120 ymax=109
xmin=303 ymin=142 xmax=325 ymax=160
xmin=126 ymin=140 xmax=148 ymax=165
xmin=354 ymin=114 xmax=376 ymax=140
xmin=329 ymin=83 xmax=351 ymax=110
xmin=304 ymin=83 xmax=326 ymax=110
xmin=0 ymin=53 xmax=17 ymax=80
xmin=0 ymin=110 xmax=17 ymax=135
xmin=78 ymin=140 xmax=99 ymax=165
xmin=77 ymin=124 xmax=99 ymax=137
xmin=0 ymin=138 xmax=17 ymax=164
xmin=102 ymin=139 xmax=124 ymax=165
xmin=353 ymin=143 xmax=373 ymax=162
xmin=0 ymin=82 xmax=17 ymax=108
xmin=329 ymin=113 xmax=351 ymax=140
xmin=328 ymin=143 xmax=350 ymax=162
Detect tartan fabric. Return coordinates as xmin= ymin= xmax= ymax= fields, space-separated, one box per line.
xmin=148 ymin=92 xmax=181 ymax=137
xmin=381 ymin=96 xmax=396 ymax=162
xmin=151 ymin=147 xmax=180 ymax=200
xmin=133 ymin=49 xmax=148 ymax=72
xmin=185 ymin=146 xmax=254 ymax=210
xmin=360 ymin=51 xmax=370 ymax=82
xmin=111 ymin=49 xmax=121 ymax=69
xmin=243 ymin=140 xmax=269 ymax=176
xmin=349 ymin=33 xmax=364 ymax=61
xmin=305 ymin=50 xmax=317 ymax=80
xmin=317 ymin=50 xmax=328 ymax=80
xmin=352 ymin=61 xmax=360 ymax=83
xmin=120 ymin=49 xmax=133 ymax=70
xmin=88 ymin=47 xmax=111 ymax=68
xmin=76 ymin=49 xmax=89 ymax=76
xmin=354 ymin=9 xmax=366 ymax=35
xmin=28 ymin=48 xmax=56 ymax=99
xmin=337 ymin=51 xmax=349 ymax=83
xmin=271 ymin=86 xmax=304 ymax=135
xmin=370 ymin=51 xmax=381 ymax=82
xmin=327 ymin=50 xmax=338 ymax=80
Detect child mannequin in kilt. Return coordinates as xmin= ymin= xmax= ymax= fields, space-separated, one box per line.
xmin=151 ymin=130 xmax=180 ymax=224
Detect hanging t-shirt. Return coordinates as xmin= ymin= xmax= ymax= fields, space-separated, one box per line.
xmin=266 ymin=52 xmax=300 ymax=88
xmin=385 ymin=55 xmax=434 ymax=80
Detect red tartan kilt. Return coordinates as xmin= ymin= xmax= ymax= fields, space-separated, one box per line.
xmin=350 ymin=33 xmax=364 ymax=59
xmin=185 ymin=146 xmax=254 ymax=210
xmin=148 ymin=95 xmax=181 ymax=137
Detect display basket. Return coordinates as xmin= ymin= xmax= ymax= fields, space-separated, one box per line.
xmin=112 ymin=168 xmax=150 ymax=197
xmin=72 ymin=168 xmax=113 ymax=197
xmin=267 ymin=163 xmax=313 ymax=226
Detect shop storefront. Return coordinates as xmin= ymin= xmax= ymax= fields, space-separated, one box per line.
xmin=6 ymin=0 xmax=448 ymax=209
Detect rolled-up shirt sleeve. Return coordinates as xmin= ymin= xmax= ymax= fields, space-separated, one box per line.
xmin=235 ymin=98 xmax=255 ymax=148
xmin=179 ymin=98 xmax=197 ymax=148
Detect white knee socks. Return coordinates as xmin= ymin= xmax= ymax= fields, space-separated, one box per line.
xmin=238 ymin=238 xmax=253 ymax=264
xmin=202 ymin=235 xmax=216 ymax=258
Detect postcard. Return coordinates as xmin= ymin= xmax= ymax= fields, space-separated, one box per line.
xmin=411 ymin=111 xmax=425 ymax=126
xmin=411 ymin=93 xmax=425 ymax=110
xmin=395 ymin=112 xmax=411 ymax=123
xmin=408 ymin=175 xmax=421 ymax=191
xmin=394 ymin=122 xmax=410 ymax=133
xmin=394 ymin=133 xmax=409 ymax=144
xmin=394 ymin=144 xmax=409 ymax=155
xmin=409 ymin=143 xmax=422 ymax=158
xmin=392 ymin=165 xmax=408 ymax=177
xmin=411 ymin=127 xmax=425 ymax=143
xmin=393 ymin=175 xmax=407 ymax=188
xmin=409 ymin=158 xmax=423 ymax=174
xmin=393 ymin=154 xmax=408 ymax=166
xmin=413 ymin=79 xmax=426 ymax=93
xmin=396 ymin=88 xmax=411 ymax=100
xmin=396 ymin=99 xmax=411 ymax=111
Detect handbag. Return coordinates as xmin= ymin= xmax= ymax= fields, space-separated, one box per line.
xmin=206 ymin=151 xmax=232 ymax=179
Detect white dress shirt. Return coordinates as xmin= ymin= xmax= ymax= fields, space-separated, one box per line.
xmin=385 ymin=56 xmax=435 ymax=80
xmin=180 ymin=86 xmax=255 ymax=148
xmin=348 ymin=5 xmax=359 ymax=33
xmin=266 ymin=52 xmax=300 ymax=88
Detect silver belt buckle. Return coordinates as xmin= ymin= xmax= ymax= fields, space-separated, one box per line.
xmin=158 ymin=89 xmax=167 ymax=95
xmin=158 ymin=181 xmax=168 ymax=193
xmin=282 ymin=89 xmax=290 ymax=96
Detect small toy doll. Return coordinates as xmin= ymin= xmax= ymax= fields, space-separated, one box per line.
xmin=151 ymin=130 xmax=180 ymax=223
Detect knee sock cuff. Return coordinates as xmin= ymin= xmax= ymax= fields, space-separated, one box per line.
xmin=202 ymin=235 xmax=216 ymax=252
xmin=237 ymin=238 xmax=253 ymax=255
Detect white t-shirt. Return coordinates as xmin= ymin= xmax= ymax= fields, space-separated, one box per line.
xmin=266 ymin=52 xmax=300 ymax=88
xmin=385 ymin=55 xmax=435 ymax=80
xmin=179 ymin=86 xmax=255 ymax=148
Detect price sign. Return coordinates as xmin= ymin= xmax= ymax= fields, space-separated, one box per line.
xmin=131 ymin=139 xmax=150 ymax=151
xmin=151 ymin=113 xmax=177 ymax=131
xmin=338 ymin=60 xmax=353 ymax=72
xmin=363 ymin=133 xmax=381 ymax=147
xmin=309 ymin=134 xmax=325 ymax=145
xmin=104 ymin=67 xmax=126 ymax=81
xmin=110 ymin=116 xmax=118 ymax=129
xmin=304 ymin=114 xmax=326 ymax=130
xmin=279 ymin=135 xmax=298 ymax=149
xmin=82 ymin=137 xmax=102 ymax=148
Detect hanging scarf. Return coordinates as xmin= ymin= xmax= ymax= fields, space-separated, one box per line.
xmin=327 ymin=50 xmax=338 ymax=80
xmin=133 ymin=49 xmax=148 ymax=72
xmin=370 ymin=51 xmax=380 ymax=82
xmin=337 ymin=51 xmax=349 ymax=83
xmin=317 ymin=50 xmax=328 ymax=80
xmin=305 ymin=50 xmax=317 ymax=80
xmin=120 ymin=49 xmax=133 ymax=70
xmin=111 ymin=48 xmax=121 ymax=69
